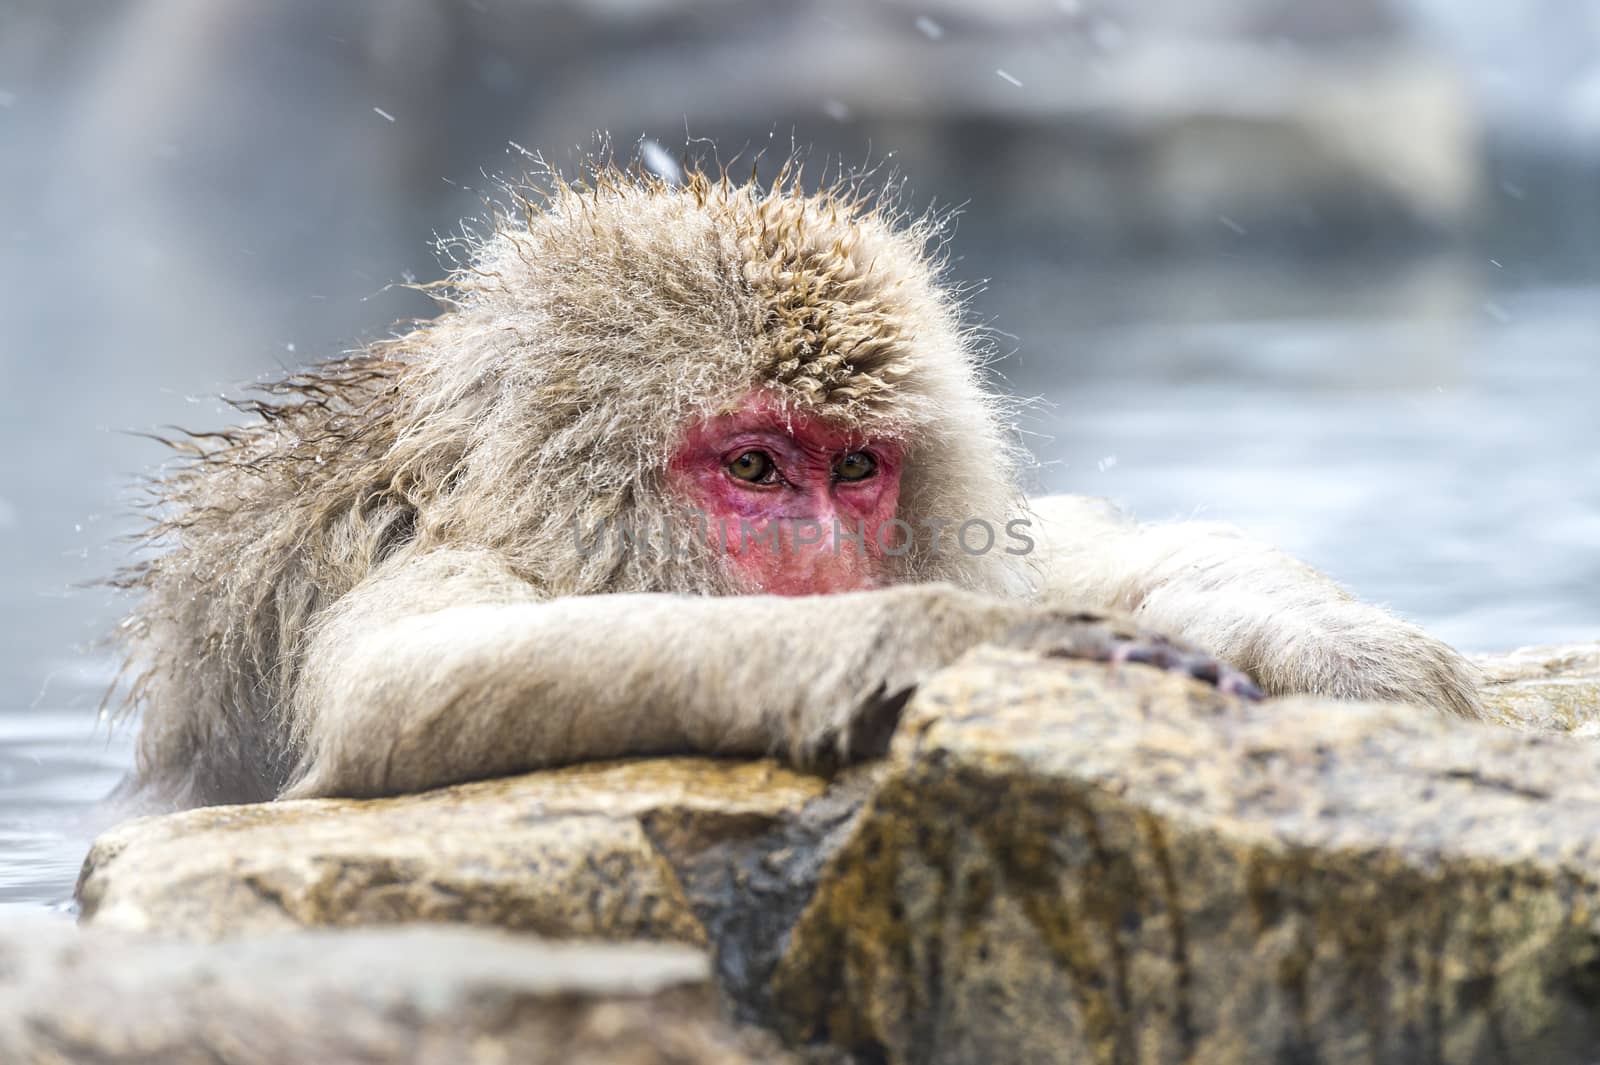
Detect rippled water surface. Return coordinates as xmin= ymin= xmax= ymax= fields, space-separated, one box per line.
xmin=0 ymin=713 xmax=132 ymax=912
xmin=2 ymin=262 xmax=1596 ymax=909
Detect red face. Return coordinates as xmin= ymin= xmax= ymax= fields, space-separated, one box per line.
xmin=669 ymin=396 xmax=904 ymax=595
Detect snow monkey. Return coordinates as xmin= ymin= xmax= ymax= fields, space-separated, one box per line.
xmin=112 ymin=164 xmax=1481 ymax=809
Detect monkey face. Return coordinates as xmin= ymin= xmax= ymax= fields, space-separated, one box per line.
xmin=669 ymin=392 xmax=904 ymax=595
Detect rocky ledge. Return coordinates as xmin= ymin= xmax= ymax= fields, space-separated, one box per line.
xmin=1474 ymin=641 xmax=1600 ymax=732
xmin=0 ymin=919 xmax=779 ymax=1064
xmin=32 ymin=641 xmax=1600 ymax=1062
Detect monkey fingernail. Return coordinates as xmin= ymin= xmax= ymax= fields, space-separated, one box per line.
xmin=1112 ymin=640 xmax=1178 ymax=670
xmin=1219 ymin=672 xmax=1267 ymax=701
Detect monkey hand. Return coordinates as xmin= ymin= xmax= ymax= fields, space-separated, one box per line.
xmin=794 ymin=681 xmax=920 ymax=776
xmin=997 ymin=609 xmax=1265 ymax=699
xmin=1376 ymin=629 xmax=1485 ymax=719
xmin=789 ymin=597 xmax=1262 ymax=776
xmin=1241 ymin=605 xmax=1484 ymax=719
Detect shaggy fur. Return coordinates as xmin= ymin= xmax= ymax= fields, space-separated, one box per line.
xmin=113 ymin=163 xmax=1480 ymax=809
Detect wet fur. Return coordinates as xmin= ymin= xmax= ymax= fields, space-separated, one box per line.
xmin=112 ymin=163 xmax=1480 ymax=809
xmin=114 ymin=166 xmax=1023 ymax=806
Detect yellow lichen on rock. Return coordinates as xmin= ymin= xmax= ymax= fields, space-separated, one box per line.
xmin=770 ymin=646 xmax=1600 ymax=1065
xmin=1476 ymin=642 xmax=1600 ymax=732
xmin=68 ymin=642 xmax=1600 ymax=1064
xmin=0 ymin=919 xmax=786 ymax=1064
xmin=79 ymin=758 xmax=825 ymax=943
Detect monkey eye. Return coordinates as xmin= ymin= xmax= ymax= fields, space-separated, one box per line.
xmin=835 ymin=451 xmax=877 ymax=482
xmin=726 ymin=450 xmax=776 ymax=484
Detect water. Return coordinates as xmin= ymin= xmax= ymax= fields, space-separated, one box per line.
xmin=996 ymin=259 xmax=1600 ymax=655
xmin=0 ymin=712 xmax=132 ymax=914
xmin=2 ymin=258 xmax=1596 ymax=911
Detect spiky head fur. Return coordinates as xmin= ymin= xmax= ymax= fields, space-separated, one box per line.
xmin=114 ymin=162 xmax=1027 ymax=805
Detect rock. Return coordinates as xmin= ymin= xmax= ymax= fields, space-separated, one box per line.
xmin=1476 ymin=642 xmax=1600 ymax=733
xmin=74 ymin=641 xmax=1600 ymax=1064
xmin=765 ymin=647 xmax=1600 ymax=1065
xmin=78 ymin=758 xmax=825 ymax=942
xmin=0 ymin=918 xmax=779 ymax=1064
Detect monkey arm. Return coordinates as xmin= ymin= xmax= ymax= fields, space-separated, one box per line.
xmin=281 ymin=550 xmax=1029 ymax=799
xmin=1027 ymin=494 xmax=1482 ymax=718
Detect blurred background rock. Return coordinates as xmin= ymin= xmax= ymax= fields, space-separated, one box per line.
xmin=2 ymin=0 xmax=1597 ymax=721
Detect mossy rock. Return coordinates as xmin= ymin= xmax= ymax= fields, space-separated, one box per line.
xmin=78 ymin=758 xmax=826 ymax=944
xmin=0 ymin=919 xmax=783 ymax=1063
xmin=768 ymin=646 xmax=1600 ymax=1064
xmin=72 ymin=640 xmax=1600 ymax=1063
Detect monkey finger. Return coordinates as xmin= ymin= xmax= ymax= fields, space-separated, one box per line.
xmin=1001 ymin=615 xmax=1262 ymax=700
xmin=1109 ymin=639 xmax=1264 ymax=700
xmin=1217 ymin=670 xmax=1267 ymax=701
xmin=1110 ymin=639 xmax=1180 ymax=670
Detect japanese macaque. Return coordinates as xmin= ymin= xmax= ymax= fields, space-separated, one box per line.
xmin=112 ymin=164 xmax=1481 ymax=809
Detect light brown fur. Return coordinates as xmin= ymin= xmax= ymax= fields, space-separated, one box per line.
xmin=112 ymin=163 xmax=1479 ymax=809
